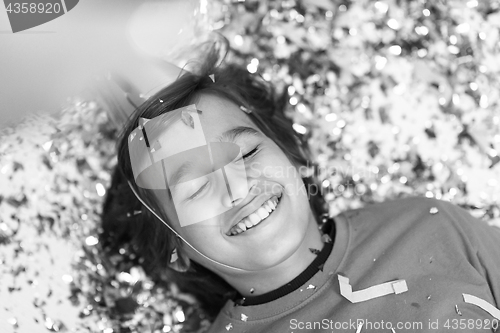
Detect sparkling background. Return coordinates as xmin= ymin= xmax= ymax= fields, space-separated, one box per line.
xmin=1 ymin=0 xmax=500 ymax=332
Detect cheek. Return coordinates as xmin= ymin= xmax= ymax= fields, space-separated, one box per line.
xmin=255 ymin=148 xmax=301 ymax=181
xmin=152 ymin=189 xmax=193 ymax=232
xmin=153 ymin=189 xmax=176 ymax=218
xmin=270 ymin=161 xmax=305 ymax=194
xmin=254 ymin=153 xmax=310 ymax=209
xmin=179 ymin=222 xmax=230 ymax=262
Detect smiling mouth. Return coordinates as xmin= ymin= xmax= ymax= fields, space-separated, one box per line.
xmin=227 ymin=193 xmax=283 ymax=236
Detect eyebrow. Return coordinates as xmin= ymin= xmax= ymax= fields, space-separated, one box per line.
xmin=168 ymin=160 xmax=193 ymax=191
xmin=216 ymin=126 xmax=260 ymax=143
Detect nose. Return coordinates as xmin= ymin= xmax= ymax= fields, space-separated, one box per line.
xmin=229 ymin=196 xmax=244 ymax=207
xmin=222 ymin=178 xmax=251 ymax=208
xmin=222 ymin=174 xmax=258 ymax=208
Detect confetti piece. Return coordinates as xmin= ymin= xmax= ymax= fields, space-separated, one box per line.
xmin=338 ymin=275 xmax=408 ymax=303
xmin=234 ymin=297 xmax=246 ymax=306
xmin=320 ymin=214 xmax=329 ymax=223
xmin=455 ymin=304 xmax=462 ymax=316
xmin=138 ymin=117 xmax=150 ymax=130
xmin=209 ymin=74 xmax=215 ymax=82
xmin=356 ymin=322 xmax=363 ymax=333
xmin=42 ymin=140 xmax=53 ymax=151
xmin=126 ymin=210 xmax=142 ymax=217
xmin=429 ymin=207 xmax=439 ymax=214
xmin=151 ymin=140 xmax=161 ymax=153
xmin=85 ymin=236 xmax=99 ymax=246
xmin=309 ymin=248 xmax=320 ymax=254
xmin=170 ymin=248 xmax=178 ymax=264
xmin=174 ymin=309 xmax=185 ymax=322
xmin=322 ymin=234 xmax=332 ymax=243
xmin=463 ymin=294 xmax=500 ymax=320
xmin=96 ymin=183 xmax=106 ymax=196
xmin=181 ymin=110 xmax=195 ymax=129
xmin=241 ymin=314 xmax=248 ymax=322
xmin=307 ymin=284 xmax=316 ymax=290
xmin=225 ymin=323 xmax=233 ymax=331
xmin=239 ymin=105 xmax=252 ymax=114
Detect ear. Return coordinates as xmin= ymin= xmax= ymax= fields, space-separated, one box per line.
xmin=168 ymin=246 xmax=191 ymax=273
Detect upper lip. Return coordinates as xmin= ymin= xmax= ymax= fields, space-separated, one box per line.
xmin=225 ymin=189 xmax=282 ymax=234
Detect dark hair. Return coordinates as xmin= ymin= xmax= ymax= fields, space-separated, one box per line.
xmin=101 ymin=44 xmax=326 ymax=318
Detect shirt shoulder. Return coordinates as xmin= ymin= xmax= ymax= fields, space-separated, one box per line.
xmin=335 ymin=196 xmax=491 ymax=257
xmin=339 ymin=195 xmax=473 ymax=232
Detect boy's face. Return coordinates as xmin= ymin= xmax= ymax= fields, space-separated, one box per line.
xmin=147 ymin=94 xmax=315 ymax=272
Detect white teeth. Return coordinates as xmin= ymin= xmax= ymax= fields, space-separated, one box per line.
xmin=268 ymin=199 xmax=276 ymax=210
xmin=248 ymin=214 xmax=261 ymax=224
xmin=257 ymin=207 xmax=269 ymax=219
xmin=264 ymin=204 xmax=272 ymax=213
xmin=244 ymin=219 xmax=253 ymax=228
xmin=228 ymin=194 xmax=282 ymax=236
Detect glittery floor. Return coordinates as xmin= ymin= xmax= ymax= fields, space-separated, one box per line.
xmin=1 ymin=1 xmax=500 ymax=332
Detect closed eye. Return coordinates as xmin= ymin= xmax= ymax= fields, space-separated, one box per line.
xmin=187 ymin=145 xmax=259 ymax=200
xmin=188 ymin=181 xmax=209 ymax=200
xmin=242 ymin=145 xmax=260 ymax=160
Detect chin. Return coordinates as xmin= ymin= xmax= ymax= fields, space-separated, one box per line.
xmin=257 ymin=227 xmax=307 ymax=267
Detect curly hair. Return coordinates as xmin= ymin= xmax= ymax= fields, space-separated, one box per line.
xmin=100 ymin=44 xmax=326 ymax=318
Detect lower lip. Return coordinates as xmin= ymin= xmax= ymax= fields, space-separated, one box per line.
xmin=233 ymin=194 xmax=283 ymax=236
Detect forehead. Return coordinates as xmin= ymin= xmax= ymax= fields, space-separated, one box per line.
xmin=194 ymin=94 xmax=257 ymax=139
xmin=128 ymin=95 xmax=260 ymax=191
xmin=152 ymin=94 xmax=258 ymax=147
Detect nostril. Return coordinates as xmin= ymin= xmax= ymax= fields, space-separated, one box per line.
xmin=231 ymin=197 xmax=244 ymax=207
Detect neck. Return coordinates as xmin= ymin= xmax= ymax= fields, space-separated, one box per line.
xmin=221 ymin=209 xmax=324 ymax=297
